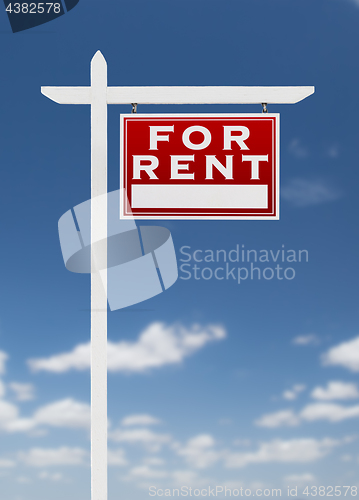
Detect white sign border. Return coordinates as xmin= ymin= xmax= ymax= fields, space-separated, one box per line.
xmin=120 ymin=113 xmax=280 ymax=220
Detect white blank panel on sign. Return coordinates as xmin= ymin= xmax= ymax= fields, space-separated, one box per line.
xmin=131 ymin=185 xmax=268 ymax=209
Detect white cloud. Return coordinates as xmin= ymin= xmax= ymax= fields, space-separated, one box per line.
xmin=19 ymin=447 xmax=88 ymax=467
xmin=38 ymin=471 xmax=64 ymax=481
xmin=311 ymin=381 xmax=359 ymax=401
xmin=125 ymin=466 xmax=214 ymax=493
xmin=17 ymin=476 xmax=32 ymax=483
xmin=0 ymin=398 xmax=91 ymax=433
xmin=292 ymin=334 xmax=319 ymax=346
xmin=255 ymin=410 xmax=300 ymax=428
xmin=218 ymin=418 xmax=233 ymax=425
xmin=129 ymin=465 xmax=168 ymax=479
xmin=233 ymin=439 xmax=251 ymax=447
xmin=327 ymin=145 xmax=339 ymax=158
xmin=256 ymin=399 xmax=359 ymax=427
xmin=0 ymin=351 xmax=8 ymax=375
xmin=28 ymin=322 xmax=226 ymax=374
xmin=0 ymin=380 xmax=5 ymax=398
xmin=109 ymin=428 xmax=171 ymax=452
xmin=176 ymin=434 xmax=221 ymax=469
xmin=107 ymin=448 xmax=127 ymax=466
xmin=322 ymin=336 xmax=359 ymax=372
xmin=225 ymin=438 xmax=339 ymax=468
xmin=121 ymin=414 xmax=162 ymax=427
xmin=28 ymin=342 xmax=90 ymax=373
xmin=282 ymin=391 xmax=296 ymax=401
xmin=9 ymin=382 xmax=35 ymax=401
xmin=0 ymin=459 xmax=16 ymax=468
xmin=283 ymin=384 xmax=306 ymax=401
xmin=0 ymin=400 xmax=20 ymax=431
xmin=143 ymin=457 xmax=165 ymax=466
xmin=288 ymin=138 xmax=309 ymax=159
xmin=33 ymin=398 xmax=90 ymax=429
xmin=28 ymin=428 xmax=49 ymax=437
xmin=300 ymin=402 xmax=359 ymax=423
xmin=284 ymin=473 xmax=316 ymax=485
xmin=282 ymin=179 xmax=341 ymax=207
xmin=171 ymin=470 xmax=201 ymax=486
xmin=343 ymin=435 xmax=357 ymax=444
xmin=5 ymin=418 xmax=36 ymax=433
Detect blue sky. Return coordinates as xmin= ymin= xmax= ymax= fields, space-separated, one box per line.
xmin=1 ymin=0 xmax=359 ymax=499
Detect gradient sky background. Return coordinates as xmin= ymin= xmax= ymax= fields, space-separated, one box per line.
xmin=0 ymin=1 xmax=359 ymax=499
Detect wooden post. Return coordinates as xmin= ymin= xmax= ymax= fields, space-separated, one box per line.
xmin=90 ymin=51 xmax=108 ymax=500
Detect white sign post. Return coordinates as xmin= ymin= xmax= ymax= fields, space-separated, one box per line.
xmin=41 ymin=51 xmax=314 ymax=500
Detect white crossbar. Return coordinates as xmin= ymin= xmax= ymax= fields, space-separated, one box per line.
xmin=41 ymin=85 xmax=314 ymax=105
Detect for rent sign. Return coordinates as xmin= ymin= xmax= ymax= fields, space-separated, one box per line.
xmin=120 ymin=114 xmax=279 ymax=219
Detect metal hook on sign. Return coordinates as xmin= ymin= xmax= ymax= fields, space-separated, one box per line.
xmin=262 ymin=103 xmax=268 ymax=113
xmin=131 ymin=103 xmax=138 ymax=114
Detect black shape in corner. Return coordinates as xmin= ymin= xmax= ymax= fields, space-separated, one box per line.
xmin=63 ymin=0 xmax=80 ymax=12
xmin=3 ymin=0 xmax=80 ymax=33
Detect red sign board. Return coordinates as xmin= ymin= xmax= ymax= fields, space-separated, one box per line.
xmin=120 ymin=114 xmax=279 ymax=219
